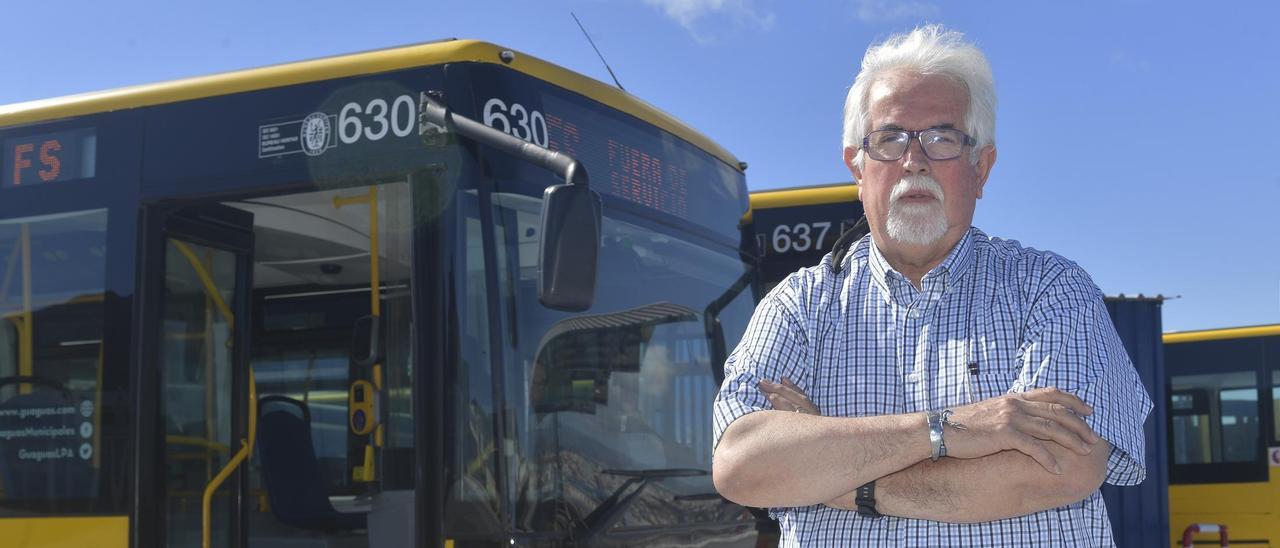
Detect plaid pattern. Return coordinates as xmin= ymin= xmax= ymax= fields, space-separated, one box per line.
xmin=713 ymin=227 xmax=1151 ymax=547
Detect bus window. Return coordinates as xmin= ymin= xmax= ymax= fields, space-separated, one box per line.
xmin=0 ymin=209 xmax=117 ymax=513
xmin=1169 ymin=371 xmax=1261 ymax=469
xmin=1272 ymin=370 xmax=1280 ymax=442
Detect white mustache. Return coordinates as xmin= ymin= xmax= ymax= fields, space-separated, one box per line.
xmin=889 ymin=175 xmax=944 ymax=206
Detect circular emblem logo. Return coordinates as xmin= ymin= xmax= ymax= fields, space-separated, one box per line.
xmin=300 ymin=112 xmax=331 ymax=156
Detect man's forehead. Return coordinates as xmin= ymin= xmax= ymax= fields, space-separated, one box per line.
xmin=867 ymin=71 xmax=968 ymax=127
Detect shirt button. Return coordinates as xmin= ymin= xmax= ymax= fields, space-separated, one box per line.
xmin=910 ymin=309 xmax=922 ymax=319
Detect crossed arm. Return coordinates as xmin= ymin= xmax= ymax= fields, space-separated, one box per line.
xmin=712 ymin=380 xmax=1108 ymax=523
xmin=846 ymin=441 xmax=1108 ymax=522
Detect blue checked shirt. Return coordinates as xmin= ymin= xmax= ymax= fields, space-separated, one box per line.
xmin=713 ymin=227 xmax=1152 ymax=547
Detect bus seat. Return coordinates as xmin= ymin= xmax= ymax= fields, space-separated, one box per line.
xmin=0 ymin=385 xmax=95 ymax=500
xmin=257 ymin=395 xmax=366 ymax=532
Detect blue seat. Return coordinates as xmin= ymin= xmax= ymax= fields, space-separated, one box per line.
xmin=257 ymin=395 xmax=366 ymax=532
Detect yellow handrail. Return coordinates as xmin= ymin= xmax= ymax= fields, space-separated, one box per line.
xmin=166 ymin=435 xmax=232 ymax=455
xmin=334 ymin=187 xmax=383 ymax=480
xmin=202 ymin=368 xmax=256 ymax=548
xmin=332 ymin=187 xmax=381 ymax=317
xmin=171 ymin=241 xmax=235 ymax=330
xmin=202 ymin=440 xmax=247 ymax=547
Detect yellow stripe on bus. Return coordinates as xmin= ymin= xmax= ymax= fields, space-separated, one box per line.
xmin=0 ymin=516 xmax=128 ymax=548
xmin=0 ymin=40 xmax=742 ymax=172
xmin=1163 ymin=324 xmax=1280 ymax=344
xmin=744 ymin=183 xmax=860 ymax=223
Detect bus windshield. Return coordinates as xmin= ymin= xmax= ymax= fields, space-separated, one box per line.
xmin=491 ymin=191 xmax=755 ymax=536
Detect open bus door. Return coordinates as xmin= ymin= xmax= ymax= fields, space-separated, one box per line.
xmin=136 ymin=204 xmax=255 ymax=548
xmin=137 ymin=180 xmax=425 ymax=548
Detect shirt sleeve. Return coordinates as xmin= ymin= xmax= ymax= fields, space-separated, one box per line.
xmin=712 ymin=278 xmax=815 ymax=454
xmin=1012 ymin=266 xmax=1153 ymax=486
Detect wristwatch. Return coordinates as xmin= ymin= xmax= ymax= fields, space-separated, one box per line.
xmin=855 ymin=480 xmax=881 ymax=518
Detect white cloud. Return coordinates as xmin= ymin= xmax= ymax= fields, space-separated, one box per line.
xmin=644 ymin=0 xmax=775 ymax=40
xmin=853 ymin=0 xmax=940 ymax=22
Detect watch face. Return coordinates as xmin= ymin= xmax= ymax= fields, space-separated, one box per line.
xmin=300 ymin=112 xmax=331 ymax=156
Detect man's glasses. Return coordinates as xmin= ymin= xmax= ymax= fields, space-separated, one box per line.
xmin=861 ymin=128 xmax=976 ymax=161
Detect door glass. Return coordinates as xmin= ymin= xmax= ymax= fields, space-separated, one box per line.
xmin=161 ymin=239 xmax=237 ymax=548
xmin=442 ymin=190 xmax=502 ymax=537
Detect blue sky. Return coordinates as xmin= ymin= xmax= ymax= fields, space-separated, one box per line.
xmin=3 ymin=0 xmax=1278 ymax=332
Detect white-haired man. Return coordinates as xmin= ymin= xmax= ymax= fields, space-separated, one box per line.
xmin=712 ymin=26 xmax=1150 ymax=545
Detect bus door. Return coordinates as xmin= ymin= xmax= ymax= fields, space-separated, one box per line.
xmin=138 ymin=204 xmax=254 ymax=548
xmin=137 ymin=181 xmax=419 ymax=548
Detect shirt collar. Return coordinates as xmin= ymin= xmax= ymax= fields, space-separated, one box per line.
xmin=867 ymin=227 xmax=978 ymax=303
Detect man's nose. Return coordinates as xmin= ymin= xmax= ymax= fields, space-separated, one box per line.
xmin=901 ymin=138 xmax=930 ymax=175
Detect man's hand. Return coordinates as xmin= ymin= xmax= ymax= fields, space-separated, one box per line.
xmin=759 ymin=381 xmax=1100 ymax=475
xmin=945 ymin=388 xmax=1100 ymax=474
xmin=759 ymin=378 xmax=819 ymax=415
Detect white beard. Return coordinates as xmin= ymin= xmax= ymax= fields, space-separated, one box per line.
xmin=885 ymin=175 xmax=948 ymax=246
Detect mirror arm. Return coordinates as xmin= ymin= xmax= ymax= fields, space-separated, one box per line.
xmin=419 ymin=92 xmax=591 ymax=188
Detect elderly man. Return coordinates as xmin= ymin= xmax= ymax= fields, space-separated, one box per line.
xmin=712 ymin=26 xmax=1151 ymax=546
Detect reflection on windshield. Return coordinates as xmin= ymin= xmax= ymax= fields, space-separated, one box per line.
xmin=490 ymin=192 xmax=754 ymax=537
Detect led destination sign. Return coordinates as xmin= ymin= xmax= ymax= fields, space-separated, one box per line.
xmin=3 ymin=128 xmax=97 ymax=189
xmin=469 ymin=65 xmax=747 ymax=240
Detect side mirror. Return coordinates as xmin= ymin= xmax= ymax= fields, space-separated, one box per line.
xmin=538 ymin=183 xmax=601 ymax=311
xmin=351 ymin=314 xmax=383 ymax=368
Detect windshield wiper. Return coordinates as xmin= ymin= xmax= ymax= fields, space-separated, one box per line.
xmin=579 ymin=468 xmax=708 ymax=539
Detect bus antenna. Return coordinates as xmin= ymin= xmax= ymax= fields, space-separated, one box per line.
xmin=572 ymin=12 xmax=626 ymax=92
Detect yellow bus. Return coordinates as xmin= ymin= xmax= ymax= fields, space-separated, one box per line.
xmin=1165 ymin=324 xmax=1280 ymax=545
xmin=0 ymin=40 xmax=763 ymax=547
xmin=745 ymin=183 xmax=862 ymax=292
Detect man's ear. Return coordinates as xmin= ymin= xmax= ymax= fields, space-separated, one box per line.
xmin=974 ymin=145 xmax=996 ymax=198
xmin=844 ymin=147 xmax=862 ymax=183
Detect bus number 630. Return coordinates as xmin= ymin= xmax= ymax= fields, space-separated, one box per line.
xmin=482 ymin=98 xmax=549 ymax=148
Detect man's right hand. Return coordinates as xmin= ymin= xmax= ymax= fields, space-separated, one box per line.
xmin=944 ymin=387 xmax=1101 ymax=474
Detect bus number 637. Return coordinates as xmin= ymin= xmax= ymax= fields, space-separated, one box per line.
xmin=772 ymin=222 xmax=832 ymax=254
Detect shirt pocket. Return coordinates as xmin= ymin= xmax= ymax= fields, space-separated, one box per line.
xmin=969 ymin=341 xmax=1020 ymax=401
xmin=970 ymin=368 xmax=1015 ymax=401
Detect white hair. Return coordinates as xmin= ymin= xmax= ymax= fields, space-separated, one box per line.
xmin=842 ymin=25 xmax=996 ymax=169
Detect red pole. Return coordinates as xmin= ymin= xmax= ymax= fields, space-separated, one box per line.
xmin=1180 ymin=523 xmax=1229 ymax=547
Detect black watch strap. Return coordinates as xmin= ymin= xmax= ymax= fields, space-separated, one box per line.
xmin=855 ymin=481 xmax=882 ymax=518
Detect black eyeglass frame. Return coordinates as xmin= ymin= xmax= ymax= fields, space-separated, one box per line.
xmin=860 ymin=128 xmax=978 ymax=161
